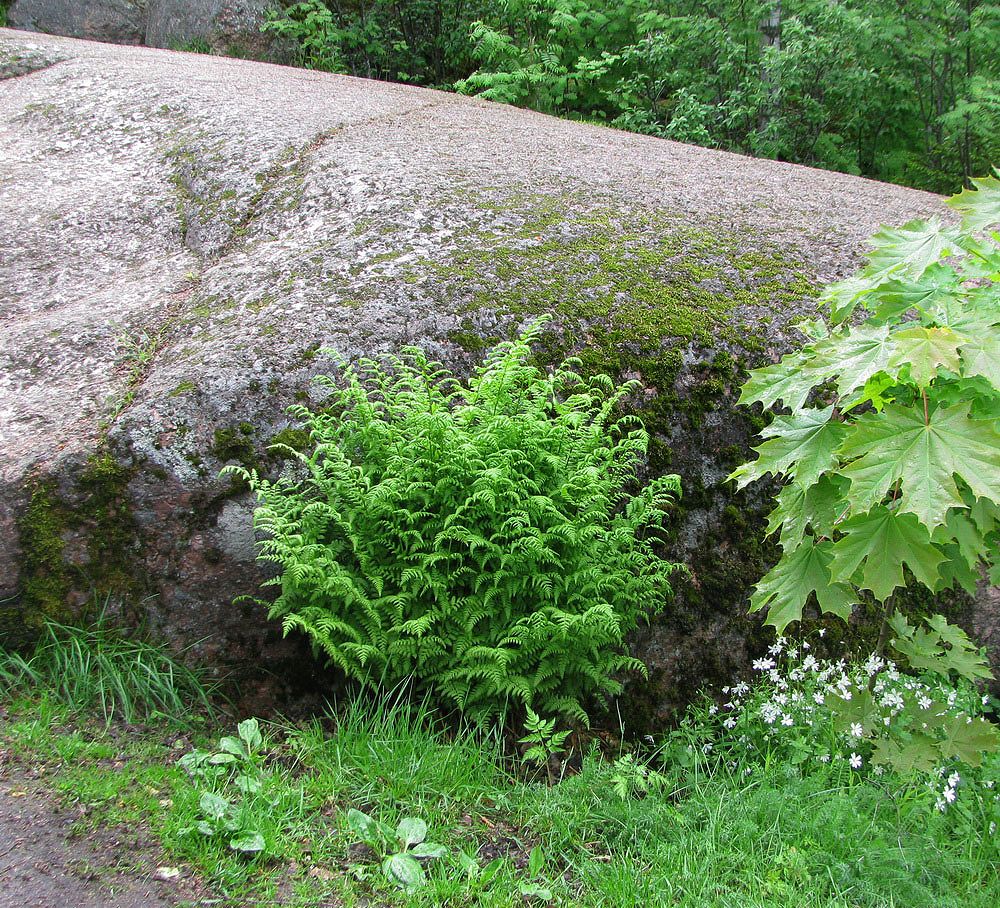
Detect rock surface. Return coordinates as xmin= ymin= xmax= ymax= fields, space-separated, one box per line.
xmin=7 ymin=0 xmax=148 ymax=45
xmin=0 ymin=30 xmax=991 ymax=721
xmin=7 ymin=0 xmax=285 ymax=60
xmin=145 ymin=0 xmax=283 ymax=59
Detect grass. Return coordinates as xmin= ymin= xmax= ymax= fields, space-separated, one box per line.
xmin=0 ymin=609 xmax=215 ymax=725
xmin=1 ymin=618 xmax=997 ymax=907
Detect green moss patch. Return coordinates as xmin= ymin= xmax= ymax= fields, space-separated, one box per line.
xmin=14 ymin=453 xmax=142 ymax=642
xmin=424 ymin=193 xmax=817 ymax=353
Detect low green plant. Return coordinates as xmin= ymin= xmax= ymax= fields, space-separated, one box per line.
xmin=518 ymin=708 xmax=571 ymax=780
xmin=180 ymin=790 xmax=267 ymax=855
xmin=346 ymin=807 xmax=448 ymax=890
xmin=730 ymin=173 xmax=1000 ymax=769
xmin=231 ymin=318 xmax=681 ymax=725
xmin=4 ymin=684 xmax=998 ymax=907
xmin=609 ymin=752 xmax=666 ymax=800
xmin=178 ymin=717 xmax=265 ymax=794
xmin=177 ymin=719 xmax=268 ymax=855
xmin=0 ymin=609 xmax=213 ymax=725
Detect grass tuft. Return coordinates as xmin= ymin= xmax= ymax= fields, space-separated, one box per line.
xmin=0 ymin=607 xmax=215 ymax=725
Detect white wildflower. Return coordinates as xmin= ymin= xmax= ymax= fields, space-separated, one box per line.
xmin=760 ymin=702 xmax=781 ymax=725
xmin=850 ymin=753 xmax=863 ymax=769
xmin=863 ymin=654 xmax=884 ymax=676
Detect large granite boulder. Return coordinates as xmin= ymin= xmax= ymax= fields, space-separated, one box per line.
xmin=145 ymin=1 xmax=284 ymax=60
xmin=7 ymin=0 xmax=147 ymax=45
xmin=7 ymin=0 xmax=286 ymax=60
xmin=1 ymin=30 xmax=992 ymax=722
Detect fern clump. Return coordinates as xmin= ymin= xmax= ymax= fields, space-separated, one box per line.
xmin=234 ymin=320 xmax=681 ymax=725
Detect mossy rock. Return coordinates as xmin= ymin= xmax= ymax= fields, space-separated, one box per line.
xmin=2 ymin=28 xmax=975 ymax=721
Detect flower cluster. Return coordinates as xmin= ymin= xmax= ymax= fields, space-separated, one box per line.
xmin=692 ymin=635 xmax=999 ymax=818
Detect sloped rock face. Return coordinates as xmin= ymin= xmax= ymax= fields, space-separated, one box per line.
xmin=7 ymin=0 xmax=285 ymax=61
xmin=1 ymin=30 xmax=986 ymax=723
xmin=145 ymin=1 xmax=283 ymax=59
xmin=8 ymin=0 xmax=148 ymax=45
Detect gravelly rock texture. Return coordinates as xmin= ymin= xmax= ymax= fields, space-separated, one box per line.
xmin=1 ymin=30 xmax=989 ymax=722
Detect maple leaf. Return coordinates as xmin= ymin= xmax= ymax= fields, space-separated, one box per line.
xmin=765 ymin=474 xmax=845 ymax=551
xmin=932 ymin=510 xmax=993 ymax=584
xmin=940 ymin=715 xmax=1000 ymax=767
xmin=811 ymin=324 xmax=892 ymax=399
xmin=871 ymin=736 xmax=940 ymax=774
xmin=839 ymin=401 xmax=1000 ymax=529
xmin=860 ymin=267 xmax=961 ymax=322
xmin=822 ymin=272 xmax=877 ymax=324
xmin=887 ymin=325 xmax=963 ymax=387
xmin=729 ymin=406 xmax=847 ymax=490
xmin=950 ymin=316 xmax=1000 ymax=390
xmin=749 ymin=536 xmax=855 ymax=633
xmin=925 ymin=614 xmax=994 ymax=681
xmin=830 ymin=508 xmax=945 ymax=602
xmin=866 ymin=218 xmax=958 ymax=280
xmin=840 ymin=372 xmax=895 ymax=414
xmin=826 ymin=687 xmax=880 ymax=734
xmin=736 ymin=349 xmax=827 ymax=410
xmin=946 ymin=170 xmax=1000 ymax=233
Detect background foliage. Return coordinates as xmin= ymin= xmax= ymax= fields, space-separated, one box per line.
xmin=268 ymin=0 xmax=1000 ymax=193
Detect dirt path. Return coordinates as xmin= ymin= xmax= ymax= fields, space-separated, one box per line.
xmin=0 ymin=767 xmax=203 ymax=908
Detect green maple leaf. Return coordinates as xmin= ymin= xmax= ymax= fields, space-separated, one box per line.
xmin=866 ymin=218 xmax=958 ymax=280
xmin=812 ymin=324 xmax=892 ymax=400
xmin=840 ymin=372 xmax=895 ymax=414
xmin=730 ymin=406 xmax=847 ymax=489
xmin=822 ymin=272 xmax=878 ymax=324
xmin=932 ymin=510 xmax=992 ymax=573
xmin=887 ymin=326 xmax=963 ymax=387
xmin=829 ymin=508 xmax=945 ymax=602
xmin=871 ymin=736 xmax=940 ymax=774
xmin=940 ymin=715 xmax=999 ymax=767
xmin=925 ymin=614 xmax=994 ymax=681
xmin=969 ymin=497 xmax=1000 ymax=536
xmin=765 ymin=475 xmax=845 ymax=550
xmin=860 ymin=267 xmax=961 ymax=322
xmin=951 ymin=316 xmax=1000 ymax=390
xmin=826 ymin=687 xmax=880 ymax=734
xmin=947 ymin=171 xmax=1000 ymax=233
xmin=750 ymin=536 xmax=855 ymax=633
xmin=736 ymin=349 xmax=827 ymax=410
xmin=839 ymin=402 xmax=1000 ymax=529
xmin=889 ymin=623 xmax=946 ymax=673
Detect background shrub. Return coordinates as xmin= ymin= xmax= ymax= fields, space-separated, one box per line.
xmin=235 ymin=320 xmax=682 ymax=725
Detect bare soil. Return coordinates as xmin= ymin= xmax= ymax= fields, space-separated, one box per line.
xmin=0 ymin=760 xmax=207 ymax=908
